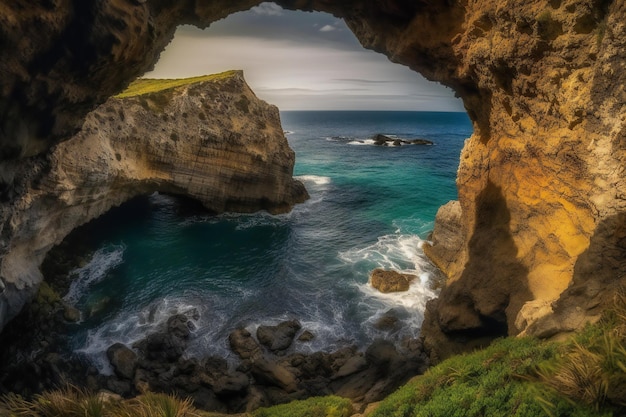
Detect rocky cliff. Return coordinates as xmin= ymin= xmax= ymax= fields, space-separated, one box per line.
xmin=0 ymin=70 xmax=307 ymax=330
xmin=0 ymin=0 xmax=624 ymax=358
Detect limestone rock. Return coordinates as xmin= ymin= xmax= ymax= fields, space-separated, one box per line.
xmin=0 ymin=0 xmax=624 ymax=360
xmin=370 ymin=269 xmax=416 ymax=293
xmin=0 ymin=71 xmax=308 ymax=330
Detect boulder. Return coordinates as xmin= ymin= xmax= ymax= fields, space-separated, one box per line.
xmin=297 ymin=330 xmax=315 ymax=342
xmin=213 ymin=372 xmax=250 ymax=396
xmin=229 ymin=328 xmax=262 ymax=360
xmin=250 ymin=357 xmax=298 ymax=393
xmin=133 ymin=314 xmax=191 ymax=362
xmin=256 ymin=320 xmax=302 ymax=353
xmin=370 ymin=269 xmax=417 ymax=293
xmin=106 ymin=343 xmax=138 ymax=380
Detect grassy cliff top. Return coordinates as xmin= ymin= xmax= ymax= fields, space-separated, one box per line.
xmin=115 ymin=70 xmax=241 ymax=98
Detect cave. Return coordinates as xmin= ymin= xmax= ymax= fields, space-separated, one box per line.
xmin=0 ymin=0 xmax=624 ymax=403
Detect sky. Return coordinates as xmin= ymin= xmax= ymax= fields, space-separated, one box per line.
xmin=146 ymin=2 xmax=465 ymax=112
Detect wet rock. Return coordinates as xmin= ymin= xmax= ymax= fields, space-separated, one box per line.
xmin=134 ymin=314 xmax=191 ymax=362
xmin=332 ymin=355 xmax=368 ymax=380
xmin=62 ymin=304 xmax=81 ymax=322
xmin=106 ymin=343 xmax=137 ymax=380
xmin=372 ymin=134 xmax=433 ymax=146
xmin=106 ymin=376 xmax=132 ymax=397
xmin=365 ymin=339 xmax=399 ymax=367
xmin=257 ymin=320 xmax=302 ymax=353
xmin=373 ymin=310 xmax=401 ymax=332
xmin=297 ymin=330 xmax=315 ymax=342
xmin=250 ymin=357 xmax=298 ymax=393
xmin=229 ymin=328 xmax=262 ymax=360
xmin=370 ymin=269 xmax=417 ymax=293
xmin=213 ymin=372 xmax=250 ymax=396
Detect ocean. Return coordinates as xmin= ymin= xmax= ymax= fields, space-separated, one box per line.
xmin=62 ymin=110 xmax=473 ymax=373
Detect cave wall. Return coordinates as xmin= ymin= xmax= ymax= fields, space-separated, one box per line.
xmin=0 ymin=0 xmax=624 ymax=355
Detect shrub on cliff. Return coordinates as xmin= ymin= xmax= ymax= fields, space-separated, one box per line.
xmin=371 ymin=294 xmax=626 ymax=417
xmin=537 ymin=292 xmax=626 ymax=413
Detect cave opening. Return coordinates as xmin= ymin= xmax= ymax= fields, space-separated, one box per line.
xmin=0 ymin=1 xmax=474 ymax=409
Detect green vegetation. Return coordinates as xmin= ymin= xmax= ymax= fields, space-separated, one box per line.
xmin=371 ymin=293 xmax=626 ymax=417
xmin=3 ymin=295 xmax=625 ymax=417
xmin=115 ymin=71 xmax=240 ymax=99
xmin=253 ymin=396 xmax=353 ymax=417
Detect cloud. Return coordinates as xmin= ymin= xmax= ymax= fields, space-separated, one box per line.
xmin=145 ymin=8 xmax=465 ymax=111
xmin=251 ymin=2 xmax=283 ymax=16
xmin=333 ymin=78 xmax=396 ymax=85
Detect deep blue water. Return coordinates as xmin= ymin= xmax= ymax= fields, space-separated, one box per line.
xmin=64 ymin=111 xmax=472 ymax=372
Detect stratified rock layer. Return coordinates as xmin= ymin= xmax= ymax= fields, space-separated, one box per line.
xmin=0 ymin=71 xmax=307 ymax=328
xmin=0 ymin=0 xmax=624 ymax=358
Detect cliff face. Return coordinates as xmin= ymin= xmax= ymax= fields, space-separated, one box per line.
xmin=0 ymin=70 xmax=307 ymax=329
xmin=0 ymin=0 xmax=624 ymax=357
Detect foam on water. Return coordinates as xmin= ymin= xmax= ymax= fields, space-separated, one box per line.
xmin=339 ymin=234 xmax=439 ymax=337
xmin=64 ymin=245 xmax=126 ymax=306
xmin=75 ymin=297 xmax=202 ymax=374
xmin=295 ymin=175 xmax=331 ymax=187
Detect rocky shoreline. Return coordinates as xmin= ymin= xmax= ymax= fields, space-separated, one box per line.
xmin=0 ymin=236 xmax=429 ymax=413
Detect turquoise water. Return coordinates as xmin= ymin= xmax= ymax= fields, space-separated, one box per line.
xmin=64 ymin=111 xmax=472 ymax=372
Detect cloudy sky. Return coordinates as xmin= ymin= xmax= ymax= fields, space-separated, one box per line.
xmin=147 ymin=3 xmax=464 ymax=111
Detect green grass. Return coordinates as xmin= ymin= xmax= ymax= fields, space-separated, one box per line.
xmin=370 ymin=293 xmax=626 ymax=417
xmin=253 ymin=396 xmax=353 ymax=417
xmin=115 ymin=70 xmax=240 ymax=99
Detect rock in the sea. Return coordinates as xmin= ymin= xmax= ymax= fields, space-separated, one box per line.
xmin=256 ymin=320 xmax=302 ymax=353
xmin=297 ymin=330 xmax=315 ymax=342
xmin=373 ymin=311 xmax=401 ymax=332
xmin=134 ymin=314 xmax=191 ymax=362
xmin=372 ymin=134 xmax=433 ymax=146
xmin=106 ymin=343 xmax=138 ymax=380
xmin=370 ymin=269 xmax=417 ymax=293
xmin=250 ymin=357 xmax=298 ymax=393
xmin=229 ymin=328 xmax=262 ymax=360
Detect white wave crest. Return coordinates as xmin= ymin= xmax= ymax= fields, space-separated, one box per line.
xmin=339 ymin=234 xmax=439 ymax=330
xmin=64 ymin=245 xmax=125 ymax=305
xmin=75 ymin=298 xmax=202 ymax=375
xmin=295 ymin=175 xmax=331 ymax=186
xmin=347 ymin=139 xmax=376 ymax=146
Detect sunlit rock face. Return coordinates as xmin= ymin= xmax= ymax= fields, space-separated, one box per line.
xmin=0 ymin=71 xmax=307 ymax=329
xmin=0 ymin=0 xmax=624 ymax=357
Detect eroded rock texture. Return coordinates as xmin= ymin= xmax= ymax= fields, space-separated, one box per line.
xmin=0 ymin=71 xmax=307 ymax=329
xmin=0 ymin=0 xmax=624 ymax=358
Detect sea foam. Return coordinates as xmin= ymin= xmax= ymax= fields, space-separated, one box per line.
xmin=64 ymin=244 xmax=125 ymax=306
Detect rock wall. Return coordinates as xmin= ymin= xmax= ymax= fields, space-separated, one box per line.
xmin=0 ymin=0 xmax=624 ymax=358
xmin=0 ymin=70 xmax=307 ymax=330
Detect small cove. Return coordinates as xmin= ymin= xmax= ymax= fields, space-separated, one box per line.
xmin=55 ymin=110 xmax=472 ymax=373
